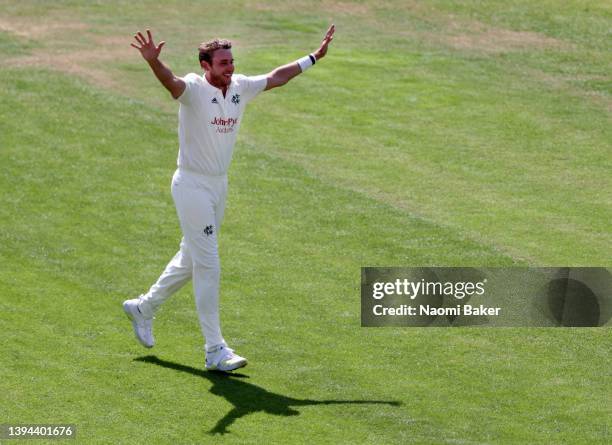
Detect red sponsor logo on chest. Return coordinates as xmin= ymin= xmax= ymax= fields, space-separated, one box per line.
xmin=211 ymin=117 xmax=239 ymax=127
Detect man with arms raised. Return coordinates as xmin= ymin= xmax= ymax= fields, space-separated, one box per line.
xmin=123 ymin=25 xmax=335 ymax=371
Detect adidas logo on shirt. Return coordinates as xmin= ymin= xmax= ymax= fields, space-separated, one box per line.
xmin=211 ymin=98 xmax=218 ymax=104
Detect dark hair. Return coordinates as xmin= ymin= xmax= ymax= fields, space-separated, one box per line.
xmin=198 ymin=38 xmax=232 ymax=64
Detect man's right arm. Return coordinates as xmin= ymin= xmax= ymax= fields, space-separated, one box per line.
xmin=131 ymin=29 xmax=185 ymax=99
xmin=146 ymin=57 xmax=186 ymax=99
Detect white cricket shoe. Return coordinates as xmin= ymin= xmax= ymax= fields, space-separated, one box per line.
xmin=205 ymin=346 xmax=247 ymax=372
xmin=122 ymin=298 xmax=154 ymax=348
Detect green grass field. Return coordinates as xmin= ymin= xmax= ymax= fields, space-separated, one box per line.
xmin=1 ymin=1 xmax=610 ymax=443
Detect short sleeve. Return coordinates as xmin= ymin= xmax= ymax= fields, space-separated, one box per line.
xmin=236 ymin=74 xmax=268 ymax=103
xmin=176 ymin=73 xmax=201 ymax=105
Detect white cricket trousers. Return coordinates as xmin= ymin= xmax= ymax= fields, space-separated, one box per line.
xmin=138 ymin=168 xmax=228 ymax=350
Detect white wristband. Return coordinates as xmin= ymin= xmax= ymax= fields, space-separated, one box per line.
xmin=297 ymin=53 xmax=316 ymax=72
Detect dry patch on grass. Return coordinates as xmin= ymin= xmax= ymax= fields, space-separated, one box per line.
xmin=7 ymin=51 xmax=110 ymax=86
xmin=1 ymin=12 xmax=140 ymax=91
xmin=447 ymin=27 xmax=571 ymax=54
xmin=5 ymin=31 xmax=135 ymax=91
xmin=418 ymin=15 xmax=610 ymax=113
xmin=399 ymin=14 xmax=609 ymax=111
xmin=523 ymin=68 xmax=611 ymax=114
xmin=424 ymin=15 xmax=574 ymax=54
xmin=0 ymin=17 xmax=88 ymax=39
xmin=245 ymin=0 xmax=370 ymax=15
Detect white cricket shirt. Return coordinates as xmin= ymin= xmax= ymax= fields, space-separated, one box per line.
xmin=176 ymin=72 xmax=267 ymax=176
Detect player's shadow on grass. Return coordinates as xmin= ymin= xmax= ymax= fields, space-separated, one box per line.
xmin=135 ymin=355 xmax=401 ymax=435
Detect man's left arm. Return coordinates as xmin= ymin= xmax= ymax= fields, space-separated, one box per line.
xmin=264 ymin=24 xmax=335 ymax=91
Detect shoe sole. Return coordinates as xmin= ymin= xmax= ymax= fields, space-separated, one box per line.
xmin=123 ymin=301 xmax=154 ymax=349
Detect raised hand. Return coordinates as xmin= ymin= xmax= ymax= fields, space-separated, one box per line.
xmin=131 ymin=29 xmax=166 ymax=63
xmin=314 ymin=24 xmax=335 ymax=60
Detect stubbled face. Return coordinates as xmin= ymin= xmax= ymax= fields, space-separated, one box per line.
xmin=202 ymin=48 xmax=234 ymax=89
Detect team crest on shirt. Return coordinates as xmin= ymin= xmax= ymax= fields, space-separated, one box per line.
xmin=231 ymin=94 xmax=240 ymax=105
xmin=203 ymin=225 xmax=215 ymax=236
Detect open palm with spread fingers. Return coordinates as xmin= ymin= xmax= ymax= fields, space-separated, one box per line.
xmin=314 ymin=24 xmax=335 ymax=60
xmin=131 ymin=29 xmax=166 ymax=62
